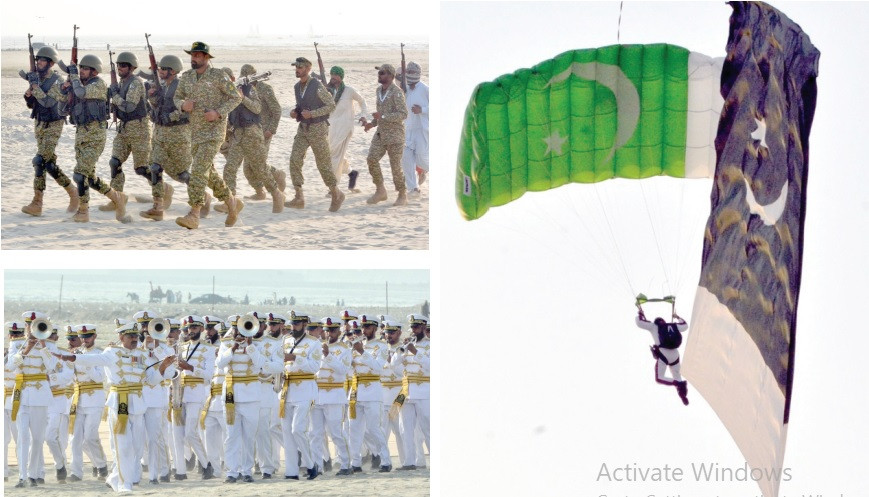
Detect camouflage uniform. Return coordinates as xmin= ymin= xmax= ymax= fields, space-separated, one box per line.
xmin=245 ymin=80 xmax=281 ymax=189
xmin=147 ymin=78 xmax=192 ymax=197
xmin=27 ymin=72 xmax=73 ymax=191
xmin=289 ymin=78 xmax=337 ymax=188
xmin=367 ymin=82 xmax=407 ymax=192
xmin=174 ymin=65 xmax=241 ymax=207
xmin=223 ymin=84 xmax=278 ymax=194
xmin=108 ymin=75 xmax=152 ymax=194
xmin=69 ymin=77 xmax=112 ymax=204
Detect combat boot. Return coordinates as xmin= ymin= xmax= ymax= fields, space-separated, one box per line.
xmin=140 ymin=197 xmax=164 ymax=221
xmin=202 ymin=192 xmax=212 ymax=218
xmin=284 ymin=187 xmax=305 ymax=209
xmin=214 ymin=202 xmax=228 ymax=214
xmin=175 ymin=205 xmax=201 ymax=230
xmin=393 ymin=189 xmax=408 ymax=206
xmin=224 ymin=196 xmax=244 ymax=227
xmin=366 ymin=183 xmax=388 ymax=204
xmin=65 ymin=185 xmax=80 ymax=213
xmin=106 ymin=189 xmax=132 ymax=224
xmin=163 ymin=182 xmax=174 ymax=210
xmin=245 ymin=187 xmax=267 ymax=201
xmin=273 ymin=169 xmax=287 ymax=191
xmin=21 ymin=190 xmax=44 ymax=216
xmin=72 ymin=202 xmax=89 ymax=222
xmin=329 ymin=186 xmax=345 ymax=212
xmin=97 ymin=197 xmax=117 ymax=211
xmin=271 ymin=188 xmax=285 ymax=213
xmin=675 ymin=380 xmax=689 ymax=405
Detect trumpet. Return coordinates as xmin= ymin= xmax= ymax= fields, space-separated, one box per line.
xmin=399 ymin=335 xmax=417 ymax=353
xmin=237 ymin=313 xmax=259 ymax=338
xmin=30 ymin=317 xmax=53 ymax=340
xmin=149 ymin=318 xmax=171 ymax=341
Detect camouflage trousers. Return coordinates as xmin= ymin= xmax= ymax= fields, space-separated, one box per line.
xmin=223 ymin=126 xmax=277 ymax=195
xmin=189 ymin=139 xmax=231 ymax=207
xmin=73 ymin=121 xmax=111 ymax=204
xmin=289 ymin=122 xmax=336 ymax=188
xmin=32 ymin=119 xmax=72 ymax=192
xmin=150 ymin=124 xmax=192 ymax=199
xmin=110 ymin=118 xmax=152 ymax=192
xmin=246 ymin=133 xmax=279 ymax=190
xmin=367 ymin=132 xmax=406 ymax=192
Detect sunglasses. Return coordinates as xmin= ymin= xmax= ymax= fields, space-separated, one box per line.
xmin=159 ymin=66 xmax=172 ymax=71
xmin=378 ymin=70 xmax=387 ymax=76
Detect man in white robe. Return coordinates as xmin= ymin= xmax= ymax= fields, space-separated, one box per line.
xmin=401 ymin=62 xmax=429 ymax=193
xmin=326 ymin=66 xmax=369 ymax=192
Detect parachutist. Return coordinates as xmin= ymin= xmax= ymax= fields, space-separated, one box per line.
xmin=635 ymin=306 xmax=689 ymax=405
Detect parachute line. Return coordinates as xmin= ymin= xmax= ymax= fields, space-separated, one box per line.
xmin=639 ymin=181 xmax=673 ymax=296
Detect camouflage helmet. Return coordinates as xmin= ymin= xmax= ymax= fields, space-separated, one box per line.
xmin=35 ymin=46 xmax=60 ymax=63
xmin=240 ymin=64 xmax=256 ymax=77
xmin=158 ymin=54 xmax=183 ymax=74
xmin=116 ymin=52 xmax=139 ymax=68
xmin=222 ymin=67 xmax=234 ymax=80
xmin=79 ymin=54 xmax=103 ymax=73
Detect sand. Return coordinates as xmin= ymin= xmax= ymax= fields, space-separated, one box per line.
xmin=0 ymin=45 xmax=429 ymax=249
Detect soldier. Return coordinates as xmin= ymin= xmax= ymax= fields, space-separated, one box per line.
xmin=4 ymin=322 xmax=27 ymax=482
xmin=238 ymin=64 xmax=286 ymax=200
xmin=221 ymin=65 xmax=285 ymax=213
xmin=402 ymin=62 xmax=429 ymax=193
xmin=326 ymin=66 xmax=369 ymax=193
xmin=21 ymin=46 xmax=79 ymax=216
xmin=138 ymin=312 xmax=176 ymax=484
xmin=99 ymin=52 xmax=153 ymax=214
xmin=200 ymin=316 xmax=228 ymax=481
xmin=398 ymin=314 xmax=431 ymax=470
xmin=42 ymin=325 xmax=74 ymax=484
xmin=381 ymin=320 xmax=408 ymax=468
xmin=66 ymin=324 xmax=109 ymax=483
xmin=173 ymin=41 xmax=244 ymax=229
xmin=279 ymin=311 xmax=323 ymax=480
xmin=361 ymin=64 xmax=408 ymax=206
xmin=61 ymin=54 xmax=131 ymax=223
xmin=312 ymin=317 xmax=353 ymax=476
xmin=255 ymin=312 xmax=284 ymax=479
xmin=287 ymin=57 xmax=346 ymax=212
xmin=141 ymin=54 xmax=195 ymax=221
xmin=55 ymin=322 xmax=176 ymax=493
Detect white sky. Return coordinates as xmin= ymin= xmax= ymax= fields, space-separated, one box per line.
xmin=439 ymin=2 xmax=869 ymax=497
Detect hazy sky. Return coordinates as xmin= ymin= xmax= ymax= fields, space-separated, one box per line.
xmin=440 ymin=2 xmax=869 ymax=497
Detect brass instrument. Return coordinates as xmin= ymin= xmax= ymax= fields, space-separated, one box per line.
xmin=30 ymin=317 xmax=53 ymax=340
xmin=149 ymin=318 xmax=171 ymax=341
xmin=237 ymin=313 xmax=259 ymax=338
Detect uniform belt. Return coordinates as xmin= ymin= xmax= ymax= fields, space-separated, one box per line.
xmin=17 ymin=373 xmax=48 ymax=383
xmin=224 ymin=373 xmax=261 ymax=426
xmin=68 ymin=381 xmax=104 ymax=434
xmin=285 ymin=373 xmax=317 ymax=383
xmin=354 ymin=374 xmax=381 ymax=385
xmin=52 ymin=387 xmax=68 ymax=397
xmin=381 ymin=381 xmax=403 ymax=388
xmin=316 ymin=382 xmax=346 ymax=390
xmin=11 ymin=373 xmax=48 ymax=421
xmin=405 ymin=374 xmax=430 ymax=384
xmin=109 ymin=384 xmax=143 ymax=435
xmin=210 ymin=384 xmax=223 ymax=396
xmin=228 ymin=375 xmax=260 ymax=384
xmin=181 ymin=376 xmax=205 ymax=386
xmin=75 ymin=381 xmax=104 ymax=393
xmin=110 ymin=384 xmax=143 ymax=394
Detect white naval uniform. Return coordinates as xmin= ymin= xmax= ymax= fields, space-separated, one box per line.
xmin=4 ymin=338 xmax=25 ymax=479
xmin=399 ymin=337 xmax=431 ymax=466
xmin=69 ymin=345 xmax=172 ymax=492
xmin=382 ymin=343 xmax=407 ymax=466
xmin=348 ymin=338 xmax=392 ymax=468
xmin=312 ymin=340 xmax=352 ymax=471
xmin=201 ymin=339 xmax=228 ymax=478
xmin=43 ymin=354 xmax=75 ymax=476
xmin=141 ymin=342 xmax=175 ymax=481
xmin=402 ymin=81 xmax=429 ymax=191
xmin=173 ymin=339 xmax=215 ymax=476
xmin=68 ymin=344 xmax=109 ymax=479
xmin=280 ymin=334 xmax=322 ymax=476
xmin=10 ymin=341 xmax=61 ymax=481
xmin=254 ymin=334 xmax=283 ymax=476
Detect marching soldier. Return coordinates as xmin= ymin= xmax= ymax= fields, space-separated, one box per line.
xmin=381 ymin=320 xmax=408 ymax=468
xmin=200 ymin=316 xmax=228 ymax=481
xmin=142 ymin=54 xmax=194 ymax=221
xmin=66 ymin=324 xmax=109 ymax=483
xmin=242 ymin=64 xmax=286 ymax=200
xmin=173 ymin=41 xmax=244 ymax=229
xmin=312 ymin=316 xmax=353 ymax=476
xmin=255 ymin=312 xmax=285 ymax=479
xmin=398 ymin=314 xmax=431 ymax=469
xmin=100 ymin=52 xmax=152 ymax=214
xmin=287 ymin=56 xmax=346 ymax=212
xmin=4 ymin=322 xmax=27 ymax=482
xmin=137 ymin=311 xmax=175 ymax=484
xmin=43 ymin=325 xmax=74 ymax=483
xmin=21 ymin=46 xmax=79 ymax=216
xmin=361 ymin=64 xmax=408 ymax=206
xmin=221 ymin=65 xmax=285 ymax=213
xmin=61 ymin=54 xmax=131 ymax=223
xmin=55 ymin=322 xmax=176 ymax=493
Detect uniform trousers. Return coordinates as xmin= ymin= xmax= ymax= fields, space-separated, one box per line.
xmin=382 ymin=403 xmax=406 ymax=466
xmin=312 ymin=404 xmax=350 ymax=469
xmin=173 ymin=401 xmax=208 ymax=474
xmin=224 ymin=401 xmax=259 ymax=478
xmin=401 ymin=399 xmax=430 ymax=466
xmin=255 ymin=405 xmax=278 ymax=474
xmin=70 ymin=405 xmax=107 ymax=477
xmin=281 ymin=400 xmax=314 ymax=476
xmin=44 ymin=408 xmax=70 ymax=471
xmin=143 ymin=407 xmax=171 ymax=480
xmin=4 ymin=407 xmax=16 ymax=478
xmin=202 ymin=408 xmax=225 ymax=477
xmin=349 ymin=401 xmax=390 ymax=467
xmin=105 ymin=411 xmax=144 ymax=492
xmin=16 ymin=405 xmax=47 ymax=480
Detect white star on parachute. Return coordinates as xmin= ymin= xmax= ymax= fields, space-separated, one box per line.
xmin=751 ymin=117 xmax=768 ymax=149
xmin=543 ymin=130 xmax=568 ymax=156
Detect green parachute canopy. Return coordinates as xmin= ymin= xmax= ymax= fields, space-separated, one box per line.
xmin=456 ymin=43 xmax=723 ymax=220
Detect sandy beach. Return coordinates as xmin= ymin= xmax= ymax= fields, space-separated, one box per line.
xmin=1 ymin=44 xmax=429 ymax=250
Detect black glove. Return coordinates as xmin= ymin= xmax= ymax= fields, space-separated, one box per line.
xmin=27 ymin=72 xmax=40 ymax=85
xmin=109 ymin=83 xmax=120 ymax=97
xmin=67 ymin=64 xmax=78 ymax=76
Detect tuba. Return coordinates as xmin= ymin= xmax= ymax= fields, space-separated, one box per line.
xmin=30 ymin=317 xmax=53 ymax=340
xmin=149 ymin=318 xmax=171 ymax=341
xmin=237 ymin=313 xmax=259 ymax=338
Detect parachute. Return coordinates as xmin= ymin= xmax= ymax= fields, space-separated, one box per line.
xmin=456 ymin=43 xmax=723 ymax=221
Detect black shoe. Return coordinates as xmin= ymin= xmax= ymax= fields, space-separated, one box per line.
xmin=242 ymin=475 xmax=254 ymax=483
xmin=224 ymin=476 xmax=237 ymax=484
xmin=159 ymin=475 xmax=170 ymax=483
xmin=149 ymin=479 xmax=158 ymax=485
xmin=29 ymin=478 xmax=38 ymax=487
xmin=68 ymin=474 xmax=82 ymax=482
xmin=98 ymin=466 xmax=108 ymax=478
xmin=174 ymin=473 xmax=187 ymax=481
xmin=202 ymin=463 xmax=215 ymax=480
xmin=336 ymin=468 xmax=352 ymax=476
xmin=370 ymin=455 xmax=381 ymax=469
xmin=92 ymin=467 xmax=98 ymax=477
xmin=348 ymin=170 xmax=359 ymax=190
xmin=57 ymin=466 xmax=67 ymax=481
xmin=133 ymin=481 xmax=140 ymax=486
xmin=261 ymin=473 xmax=272 ymax=479
xmin=306 ymin=466 xmax=319 ymax=481
xmin=15 ymin=479 xmax=26 ymax=488
xmin=352 ymin=466 xmax=363 ymax=473
xmin=36 ymin=477 xmax=45 ymax=484
xmin=378 ymin=465 xmax=392 ymax=473
xmin=361 ymin=455 xmax=371 ymax=466
xmin=323 ymin=460 xmax=332 ymax=473
xmin=284 ymin=475 xmax=299 ymax=480
xmin=397 ymin=465 xmax=417 ymax=471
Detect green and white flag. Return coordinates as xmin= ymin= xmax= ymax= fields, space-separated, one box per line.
xmin=456 ymin=43 xmax=723 ymax=220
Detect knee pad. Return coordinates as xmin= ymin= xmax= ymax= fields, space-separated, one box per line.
xmin=177 ymin=171 xmax=191 ymax=185
xmin=134 ymin=166 xmax=148 ymax=178
xmin=73 ymin=172 xmax=87 ymax=197
xmin=109 ymin=157 xmax=122 ymax=178
xmin=44 ymin=160 xmax=60 ymax=179
xmin=149 ymin=163 xmax=164 ymax=186
xmin=32 ymin=155 xmax=46 ymax=176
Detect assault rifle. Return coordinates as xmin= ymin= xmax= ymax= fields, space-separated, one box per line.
xmin=27 ymin=33 xmax=36 ymax=73
xmin=234 ymin=71 xmax=271 ymax=88
xmin=400 ymin=43 xmax=407 ymax=93
xmin=145 ymin=33 xmax=162 ymax=87
xmin=314 ymin=42 xmax=326 ymax=84
xmin=107 ymin=45 xmax=118 ymax=127
xmin=65 ymin=25 xmax=79 ymax=109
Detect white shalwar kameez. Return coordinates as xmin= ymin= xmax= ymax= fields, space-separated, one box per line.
xmin=401 ymin=81 xmax=429 ymax=191
xmin=328 ymin=85 xmax=369 ymax=177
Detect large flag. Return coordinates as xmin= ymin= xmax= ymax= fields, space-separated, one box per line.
xmin=455 ymin=43 xmax=724 ymax=220
xmin=683 ymin=3 xmax=819 ymax=497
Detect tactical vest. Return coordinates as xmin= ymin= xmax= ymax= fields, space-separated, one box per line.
xmin=69 ymin=77 xmax=108 ymax=126
xmin=116 ymin=76 xmax=148 ymax=122
xmin=151 ymin=79 xmax=189 ymax=127
xmin=228 ymin=84 xmax=261 ymax=128
xmin=30 ymin=73 xmax=65 ymax=123
xmin=294 ymin=77 xmax=329 ymax=125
